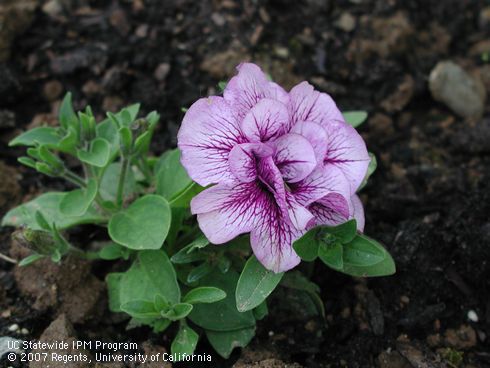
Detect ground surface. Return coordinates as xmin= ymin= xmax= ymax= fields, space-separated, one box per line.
xmin=1 ymin=0 xmax=490 ymax=367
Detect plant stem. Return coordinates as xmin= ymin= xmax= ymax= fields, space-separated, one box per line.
xmin=116 ymin=158 xmax=129 ymax=208
xmin=138 ymin=157 xmax=152 ymax=183
xmin=0 ymin=251 xmax=17 ymax=264
xmin=63 ymin=170 xmax=86 ymax=187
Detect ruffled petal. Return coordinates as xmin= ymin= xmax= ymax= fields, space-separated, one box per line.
xmin=289 ymin=81 xmax=344 ymax=127
xmin=350 ymin=194 xmax=365 ymax=231
xmin=308 ymin=193 xmax=350 ymax=228
xmin=267 ymin=81 xmax=290 ymax=106
xmin=273 ymin=133 xmax=317 ymax=183
xmin=251 ymin=193 xmax=313 ymax=273
xmin=290 ymin=121 xmax=328 ymax=164
xmin=191 ymin=181 xmax=259 ymax=243
xmin=291 ymin=165 xmax=351 ymax=206
xmin=178 ymin=96 xmax=244 ymax=186
xmin=241 ymin=98 xmax=289 ymax=142
xmin=322 ymin=120 xmax=370 ymax=194
xmin=228 ymin=143 xmax=273 ymax=183
xmin=223 ymin=63 xmax=270 ymax=120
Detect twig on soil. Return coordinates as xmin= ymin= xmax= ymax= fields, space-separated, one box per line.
xmin=0 ymin=252 xmax=18 ymax=264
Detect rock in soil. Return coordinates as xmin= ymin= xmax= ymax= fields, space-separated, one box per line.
xmin=380 ymin=74 xmax=415 ymax=113
xmin=11 ymin=242 xmax=104 ymax=324
xmin=429 ymin=61 xmax=486 ymax=119
xmin=443 ymin=325 xmax=477 ymax=350
xmin=378 ymin=350 xmax=412 ymax=368
xmin=0 ymin=0 xmax=39 ymax=61
xmin=30 ymin=314 xmax=92 ymax=368
xmin=0 ymin=109 xmax=15 ymax=129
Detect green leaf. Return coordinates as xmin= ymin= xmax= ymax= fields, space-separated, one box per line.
xmin=186 ymin=262 xmax=213 ymax=283
xmin=206 ymin=327 xmax=255 ymax=359
xmin=123 ymin=104 xmax=141 ymax=124
xmin=169 ymin=182 xmax=205 ymax=209
xmin=183 ymin=287 xmax=226 ymax=304
xmin=59 ymin=92 xmax=78 ymax=130
xmin=59 ymin=179 xmax=98 ymax=217
xmin=106 ymin=272 xmax=124 ymax=312
xmin=99 ymin=162 xmax=137 ymax=201
xmin=236 ymin=256 xmax=284 ymax=312
xmin=57 ymin=127 xmax=78 ymax=154
xmin=34 ymin=211 xmax=52 ymax=231
xmin=281 ymin=271 xmax=324 ymax=317
xmin=98 ymin=242 xmax=130 ymax=260
xmin=170 ymin=235 xmax=209 ymax=264
xmin=171 ymin=324 xmax=199 ymax=358
xmin=188 ymin=270 xmax=256 ymax=331
xmin=18 ymin=157 xmax=37 ymax=169
xmin=109 ymin=195 xmax=171 ymax=250
xmin=9 ymin=127 xmax=61 ymax=148
xmin=343 ymin=111 xmax=368 ymax=128
xmin=18 ymin=254 xmax=45 ymax=266
xmin=341 ymin=235 xmax=396 ymax=277
xmin=321 ymin=219 xmax=358 ymax=244
xmin=152 ymin=319 xmax=171 ymax=333
xmin=154 ymin=294 xmax=170 ymax=311
xmin=358 ymin=153 xmax=377 ymax=191
xmin=155 ymin=149 xmax=193 ymax=200
xmin=161 ymin=303 xmax=193 ymax=321
xmin=96 ymin=118 xmax=119 ymax=159
xmin=343 ymin=234 xmax=385 ymax=267
xmin=2 ymin=192 xmax=105 ymax=230
xmin=121 ymin=300 xmax=160 ymax=319
xmin=253 ymin=301 xmax=268 ymax=320
xmin=77 ymin=138 xmax=111 ymax=168
xmin=293 ymin=230 xmax=319 ymax=262
xmin=318 ymin=242 xmax=343 ymax=271
xmin=119 ymin=250 xmax=180 ymax=307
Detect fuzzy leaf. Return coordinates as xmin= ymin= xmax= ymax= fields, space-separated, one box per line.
xmin=9 ymin=127 xmax=61 ymax=148
xmin=343 ymin=111 xmax=368 ymax=128
xmin=59 ymin=179 xmax=98 ymax=217
xmin=206 ymin=327 xmax=255 ymax=359
xmin=183 ymin=287 xmax=226 ymax=304
xmin=2 ymin=192 xmax=105 ymax=230
xmin=77 ymin=138 xmax=111 ymax=167
xmin=109 ymin=195 xmax=171 ymax=250
xmin=236 ymin=256 xmax=283 ymax=312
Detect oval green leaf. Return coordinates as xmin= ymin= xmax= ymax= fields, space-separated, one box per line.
xmin=2 ymin=192 xmax=105 ymax=230
xmin=343 ymin=234 xmax=385 ymax=267
xmin=108 ymin=195 xmax=171 ymax=250
xmin=59 ymin=179 xmax=98 ymax=217
xmin=236 ymin=256 xmax=284 ymax=312
xmin=188 ymin=270 xmax=256 ymax=331
xmin=171 ymin=324 xmax=199 ymax=358
xmin=77 ymin=138 xmax=111 ymax=168
xmin=9 ymin=127 xmax=61 ymax=148
xmin=343 ymin=111 xmax=368 ymax=128
xmin=318 ymin=242 xmax=343 ymax=271
xmin=155 ymin=149 xmax=193 ymax=200
xmin=183 ymin=287 xmax=226 ymax=304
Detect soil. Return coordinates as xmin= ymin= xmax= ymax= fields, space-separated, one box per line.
xmin=1 ymin=0 xmax=490 ymax=367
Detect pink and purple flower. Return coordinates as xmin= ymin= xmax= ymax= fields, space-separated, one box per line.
xmin=178 ymin=63 xmax=370 ymax=273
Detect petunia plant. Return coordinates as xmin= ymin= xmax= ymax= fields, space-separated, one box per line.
xmin=2 ymin=63 xmax=393 ymax=359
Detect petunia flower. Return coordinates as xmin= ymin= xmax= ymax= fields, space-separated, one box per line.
xmin=178 ymin=63 xmax=370 ymax=273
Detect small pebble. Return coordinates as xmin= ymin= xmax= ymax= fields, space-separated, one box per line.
xmin=21 ymin=328 xmax=29 ymax=335
xmin=8 ymin=324 xmax=19 ymax=332
xmin=467 ymin=310 xmax=479 ymax=322
xmin=268 ymin=330 xmax=274 ymax=337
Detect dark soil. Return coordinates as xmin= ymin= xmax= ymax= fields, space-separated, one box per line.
xmin=1 ymin=0 xmax=490 ymax=367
